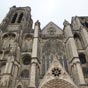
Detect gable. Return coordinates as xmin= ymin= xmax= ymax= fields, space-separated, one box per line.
xmin=41 ymin=22 xmax=63 ymax=35
xmin=39 ymin=58 xmax=78 ymax=88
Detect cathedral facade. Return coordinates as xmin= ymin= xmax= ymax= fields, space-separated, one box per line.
xmin=0 ymin=6 xmax=88 ymax=88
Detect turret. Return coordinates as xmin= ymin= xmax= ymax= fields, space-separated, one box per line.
xmin=63 ymin=20 xmax=85 ymax=85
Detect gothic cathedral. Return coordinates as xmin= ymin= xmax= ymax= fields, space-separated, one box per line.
xmin=0 ymin=6 xmax=88 ymax=88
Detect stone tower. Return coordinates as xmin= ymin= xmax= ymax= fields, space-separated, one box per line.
xmin=0 ymin=6 xmax=88 ymax=88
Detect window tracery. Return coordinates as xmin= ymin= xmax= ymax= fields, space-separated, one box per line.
xmin=22 ymin=54 xmax=31 ymax=65
xmin=42 ymin=39 xmax=65 ymax=74
xmin=52 ymin=68 xmax=61 ymax=77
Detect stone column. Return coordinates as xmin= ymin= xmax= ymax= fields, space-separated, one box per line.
xmin=80 ymin=26 xmax=88 ymax=47
xmin=29 ymin=59 xmax=37 ymax=88
xmin=12 ymin=64 xmax=19 ymax=88
xmin=80 ymin=26 xmax=88 ymax=61
xmin=12 ymin=46 xmax=20 ymax=87
xmin=0 ymin=55 xmax=14 ymax=88
xmin=29 ymin=20 xmax=40 ymax=88
xmin=63 ymin=20 xmax=85 ymax=85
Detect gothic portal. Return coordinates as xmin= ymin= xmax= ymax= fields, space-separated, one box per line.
xmin=0 ymin=6 xmax=88 ymax=88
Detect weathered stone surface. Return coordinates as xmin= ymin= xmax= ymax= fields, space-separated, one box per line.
xmin=0 ymin=6 xmax=88 ymax=88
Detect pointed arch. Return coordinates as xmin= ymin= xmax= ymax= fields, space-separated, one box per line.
xmin=2 ymin=33 xmax=16 ymax=49
xmin=11 ymin=13 xmax=18 ymax=23
xmin=74 ymin=33 xmax=83 ymax=49
xmin=22 ymin=34 xmax=32 ymax=52
xmin=39 ymin=58 xmax=77 ymax=88
xmin=16 ymin=81 xmax=24 ymax=88
xmin=17 ymin=13 xmax=23 ymax=23
xmin=78 ymin=53 xmax=86 ymax=64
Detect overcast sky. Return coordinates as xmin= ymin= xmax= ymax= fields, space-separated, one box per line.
xmin=0 ymin=0 xmax=88 ymax=29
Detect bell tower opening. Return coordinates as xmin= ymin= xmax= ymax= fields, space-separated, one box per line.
xmin=11 ymin=13 xmax=18 ymax=23
xmin=17 ymin=13 xmax=23 ymax=23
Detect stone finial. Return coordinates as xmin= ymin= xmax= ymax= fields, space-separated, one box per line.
xmin=63 ymin=20 xmax=70 ymax=26
xmin=35 ymin=20 xmax=41 ymax=26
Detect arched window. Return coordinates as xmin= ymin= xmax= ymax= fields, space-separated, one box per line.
xmin=79 ymin=53 xmax=86 ymax=64
xmin=22 ymin=34 xmax=32 ymax=52
xmin=11 ymin=13 xmax=18 ymax=23
xmin=20 ymin=69 xmax=29 ymax=78
xmin=22 ymin=54 xmax=31 ymax=65
xmin=2 ymin=33 xmax=16 ymax=49
xmin=17 ymin=85 xmax=22 ymax=88
xmin=74 ymin=33 xmax=83 ymax=49
xmin=17 ymin=13 xmax=23 ymax=23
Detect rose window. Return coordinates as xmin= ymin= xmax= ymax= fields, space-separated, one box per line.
xmin=52 ymin=68 xmax=61 ymax=77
